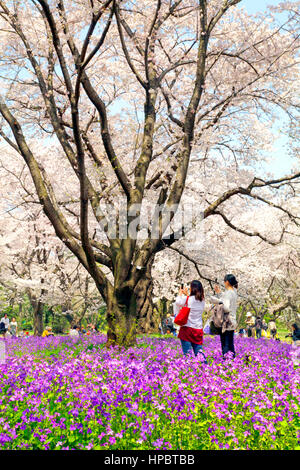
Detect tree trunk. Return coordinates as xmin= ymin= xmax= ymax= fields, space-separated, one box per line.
xmin=77 ymin=306 xmax=88 ymax=328
xmin=33 ymin=300 xmax=44 ymax=336
xmin=136 ymin=280 xmax=159 ymax=334
xmin=135 ymin=258 xmax=159 ymax=334
xmin=106 ymin=285 xmax=138 ymax=348
xmin=105 ymin=254 xmax=167 ymax=342
xmin=236 ymin=302 xmax=248 ymax=328
xmin=61 ymin=304 xmax=73 ymax=327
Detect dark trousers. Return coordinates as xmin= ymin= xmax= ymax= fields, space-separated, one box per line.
xmin=220 ymin=330 xmax=235 ymax=358
xmin=256 ymin=328 xmax=262 ymax=339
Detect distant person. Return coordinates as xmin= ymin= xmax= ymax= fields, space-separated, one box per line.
xmin=10 ymin=318 xmax=18 ymax=337
xmin=161 ymin=316 xmax=168 ymax=335
xmin=0 ymin=320 xmax=7 ymax=338
xmin=210 ymin=274 xmax=239 ymax=359
xmin=19 ymin=328 xmax=29 ymax=338
xmin=48 ymin=326 xmax=54 ymax=336
xmin=268 ymin=320 xmax=277 ymax=339
xmin=41 ymin=326 xmax=54 ymax=337
xmin=285 ymin=323 xmax=300 ymax=343
xmin=0 ymin=314 xmax=10 ymax=337
xmin=174 ymin=280 xmax=207 ymax=362
xmin=164 ymin=314 xmax=176 ymax=335
xmin=245 ymin=312 xmax=255 ymax=337
xmin=286 ymin=323 xmax=300 ymax=367
xmin=238 ymin=327 xmax=246 ymax=338
xmin=69 ymin=325 xmax=80 ymax=337
xmin=255 ymin=316 xmax=263 ymax=339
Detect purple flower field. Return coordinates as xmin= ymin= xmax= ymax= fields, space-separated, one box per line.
xmin=0 ymin=334 xmax=299 ymax=450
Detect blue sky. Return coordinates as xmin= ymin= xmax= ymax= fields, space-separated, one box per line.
xmin=240 ymin=0 xmax=296 ymax=178
xmin=242 ymin=0 xmax=282 ymax=14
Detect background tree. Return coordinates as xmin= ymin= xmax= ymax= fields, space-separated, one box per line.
xmin=0 ymin=152 xmax=102 ymax=334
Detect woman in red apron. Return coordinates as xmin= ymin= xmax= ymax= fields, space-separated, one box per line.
xmin=175 ymin=280 xmax=206 ymax=361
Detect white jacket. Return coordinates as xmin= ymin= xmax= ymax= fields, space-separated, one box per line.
xmin=174 ymin=295 xmax=205 ymax=329
xmin=210 ymin=289 xmax=238 ymax=330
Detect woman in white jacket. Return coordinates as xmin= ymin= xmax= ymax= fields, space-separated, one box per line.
xmin=210 ymin=274 xmax=238 ymax=359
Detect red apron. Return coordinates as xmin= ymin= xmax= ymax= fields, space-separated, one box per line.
xmin=178 ymin=326 xmax=203 ymax=345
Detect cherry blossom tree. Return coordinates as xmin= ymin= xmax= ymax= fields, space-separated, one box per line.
xmin=0 ymin=148 xmax=102 ymax=334
xmin=0 ymin=0 xmax=299 ymax=345
xmin=152 ymin=192 xmax=300 ymax=326
xmin=0 ymin=215 xmax=101 ymax=335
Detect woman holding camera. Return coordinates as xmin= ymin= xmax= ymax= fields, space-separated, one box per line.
xmin=174 ymin=280 xmax=206 ymax=360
